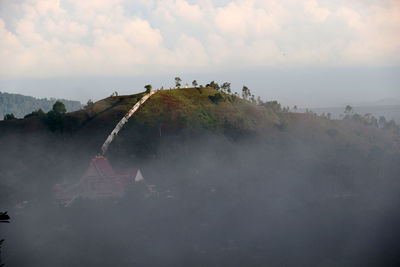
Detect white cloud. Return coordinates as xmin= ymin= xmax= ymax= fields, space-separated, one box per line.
xmin=154 ymin=0 xmax=204 ymax=23
xmin=0 ymin=0 xmax=399 ymax=78
xmin=215 ymin=1 xmax=280 ymax=38
xmin=304 ymin=0 xmax=331 ymax=23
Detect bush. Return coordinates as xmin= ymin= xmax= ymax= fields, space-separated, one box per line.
xmin=261 ymin=101 xmax=282 ymax=113
xmin=85 ymin=99 xmax=94 ymax=109
xmin=24 ymin=109 xmax=46 ymax=118
xmin=208 ymin=93 xmax=224 ymax=104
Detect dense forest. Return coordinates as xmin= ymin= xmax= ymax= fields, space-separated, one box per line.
xmin=0 ymin=91 xmax=81 ymax=119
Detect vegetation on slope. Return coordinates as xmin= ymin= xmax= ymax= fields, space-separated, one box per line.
xmin=0 ymin=86 xmax=399 ymax=201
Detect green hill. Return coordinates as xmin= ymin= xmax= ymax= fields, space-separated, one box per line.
xmin=1 ymin=87 xmax=399 ymax=195
xmin=0 ymin=91 xmax=82 ymax=119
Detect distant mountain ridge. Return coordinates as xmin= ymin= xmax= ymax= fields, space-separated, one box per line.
xmin=345 ymin=98 xmax=400 ymax=107
xmin=300 ymin=104 xmax=400 ymax=123
xmin=0 ymin=91 xmax=82 ymax=119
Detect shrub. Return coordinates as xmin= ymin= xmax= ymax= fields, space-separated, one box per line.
xmin=24 ymin=109 xmax=45 ymax=118
xmin=208 ymin=93 xmax=224 ymax=104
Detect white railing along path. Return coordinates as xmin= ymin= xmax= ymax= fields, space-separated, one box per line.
xmin=101 ymin=90 xmax=157 ymax=155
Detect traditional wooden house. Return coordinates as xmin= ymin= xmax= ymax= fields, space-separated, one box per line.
xmin=55 ymin=156 xmax=144 ymax=205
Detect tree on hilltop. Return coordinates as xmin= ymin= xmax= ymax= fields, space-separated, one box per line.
xmin=52 ymin=101 xmax=66 ymax=114
xmin=46 ymin=101 xmax=66 ymax=131
xmin=24 ymin=109 xmax=45 ymax=118
xmin=209 ymin=81 xmax=220 ymax=90
xmin=221 ymin=82 xmax=231 ymax=93
xmin=175 ymin=77 xmax=182 ymax=88
xmin=242 ymin=86 xmax=250 ymax=100
xmin=192 ymin=80 xmax=198 ymax=87
xmin=344 ymin=105 xmax=353 ymax=118
xmin=144 ymin=84 xmax=152 ymax=94
xmin=85 ymin=99 xmax=94 ymax=109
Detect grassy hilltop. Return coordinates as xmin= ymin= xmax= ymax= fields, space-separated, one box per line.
xmin=1 ymin=86 xmax=399 ymax=180
xmin=0 ymin=86 xmax=398 ymax=201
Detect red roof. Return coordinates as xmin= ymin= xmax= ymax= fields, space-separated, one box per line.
xmin=84 ymin=156 xmax=117 ymax=179
xmin=55 ymin=156 xmax=143 ymax=204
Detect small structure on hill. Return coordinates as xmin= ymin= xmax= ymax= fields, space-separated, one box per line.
xmin=55 ymin=156 xmax=145 ymax=206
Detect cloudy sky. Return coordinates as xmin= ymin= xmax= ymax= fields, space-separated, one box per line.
xmin=0 ymin=0 xmax=399 ymax=107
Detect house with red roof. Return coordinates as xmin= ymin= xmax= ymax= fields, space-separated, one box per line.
xmin=55 ymin=156 xmax=144 ymax=206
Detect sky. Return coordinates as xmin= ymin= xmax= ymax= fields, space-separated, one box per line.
xmin=0 ymin=0 xmax=399 ymax=107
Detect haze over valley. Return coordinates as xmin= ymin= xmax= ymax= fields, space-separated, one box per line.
xmin=1 ymin=1 xmax=400 ymax=266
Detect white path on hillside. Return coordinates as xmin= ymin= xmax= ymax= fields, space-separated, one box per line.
xmin=101 ymin=90 xmax=157 ymax=155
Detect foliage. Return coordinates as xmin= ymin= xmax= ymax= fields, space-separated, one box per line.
xmin=3 ymin=113 xmax=16 ymax=120
xmin=84 ymin=99 xmax=94 ymax=109
xmin=242 ymin=86 xmax=251 ymax=100
xmin=192 ymin=80 xmax=198 ymax=87
xmin=52 ymin=101 xmax=66 ymax=114
xmin=175 ymin=77 xmax=182 ymax=88
xmin=344 ymin=105 xmax=353 ymax=117
xmin=207 ymin=81 xmax=220 ymax=90
xmin=45 ymin=101 xmax=67 ymax=131
xmin=208 ymin=93 xmax=224 ymax=104
xmin=24 ymin=109 xmax=45 ymax=118
xmin=144 ymin=84 xmax=152 ymax=94
xmin=343 ymin=106 xmax=400 ymax=133
xmin=261 ymin=101 xmax=282 ymax=113
xmin=221 ymin=82 xmax=231 ymax=93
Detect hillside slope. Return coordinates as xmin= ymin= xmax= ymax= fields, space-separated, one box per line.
xmin=0 ymin=87 xmax=399 ymax=186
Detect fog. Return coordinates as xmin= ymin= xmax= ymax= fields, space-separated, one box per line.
xmin=1 ymin=128 xmax=400 ymax=266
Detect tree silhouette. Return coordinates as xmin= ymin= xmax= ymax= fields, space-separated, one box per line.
xmin=52 ymin=101 xmax=66 ymax=114
xmin=85 ymin=99 xmax=94 ymax=109
xmin=242 ymin=86 xmax=250 ymax=100
xmin=24 ymin=109 xmax=45 ymax=118
xmin=209 ymin=81 xmax=220 ymax=90
xmin=221 ymin=82 xmax=231 ymax=93
xmin=144 ymin=84 xmax=152 ymax=94
xmin=175 ymin=77 xmax=182 ymax=88
xmin=344 ymin=105 xmax=353 ymax=118
xmin=3 ymin=113 xmax=15 ymax=120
